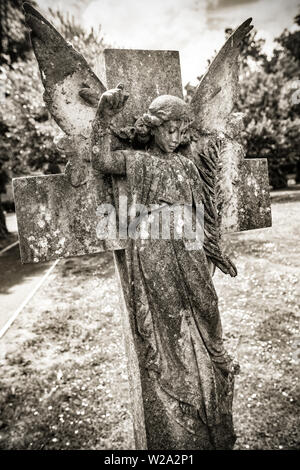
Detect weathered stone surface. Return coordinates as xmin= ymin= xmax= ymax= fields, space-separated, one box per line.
xmin=103 ymin=50 xmax=237 ymax=449
xmin=14 ymin=48 xmax=271 ymax=264
xmin=16 ymin=5 xmax=272 ymax=451
xmin=13 ymin=174 xmax=127 ymax=264
xmin=213 ymin=135 xmax=271 ymax=234
xmin=191 ymin=18 xmax=253 ymax=135
xmin=23 ymin=3 xmax=105 ymax=137
xmin=105 ymin=50 xmax=188 ymax=450
xmin=238 ymin=158 xmax=272 ymax=231
xmin=104 ymin=49 xmax=184 ymax=124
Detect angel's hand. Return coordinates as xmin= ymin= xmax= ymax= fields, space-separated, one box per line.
xmin=97 ymin=83 xmax=129 ymax=121
xmin=213 ymin=256 xmax=237 ymax=277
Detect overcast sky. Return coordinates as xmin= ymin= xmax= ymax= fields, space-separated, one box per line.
xmin=37 ymin=0 xmax=300 ymax=85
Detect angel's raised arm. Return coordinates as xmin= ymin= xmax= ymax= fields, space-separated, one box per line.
xmin=90 ymin=84 xmax=129 ymax=175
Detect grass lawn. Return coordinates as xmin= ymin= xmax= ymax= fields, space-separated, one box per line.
xmin=0 ymin=199 xmax=299 ymax=450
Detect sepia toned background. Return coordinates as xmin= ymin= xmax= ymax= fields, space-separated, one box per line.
xmin=0 ymin=0 xmax=299 ymax=450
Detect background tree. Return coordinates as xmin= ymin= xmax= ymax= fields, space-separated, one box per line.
xmin=186 ymin=13 xmax=300 ymax=189
xmin=274 ymin=11 xmax=300 ymax=183
xmin=236 ymin=11 xmax=300 ymax=189
xmin=0 ymin=0 xmax=34 ymax=65
xmin=0 ymin=0 xmax=36 ymax=238
xmin=0 ymin=2 xmax=108 ymax=240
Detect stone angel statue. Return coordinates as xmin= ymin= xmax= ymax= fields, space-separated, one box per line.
xmin=22 ymin=2 xmax=260 ymax=450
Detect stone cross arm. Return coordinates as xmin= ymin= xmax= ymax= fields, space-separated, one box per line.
xmin=13 ymin=45 xmax=271 ymax=263
xmin=13 ymin=6 xmax=271 ymax=264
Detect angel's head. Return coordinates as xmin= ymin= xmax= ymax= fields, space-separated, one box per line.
xmin=141 ymin=95 xmax=193 ymax=153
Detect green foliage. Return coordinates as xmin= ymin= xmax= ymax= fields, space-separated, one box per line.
xmin=0 ymin=3 xmax=108 ymax=238
xmin=0 ymin=12 xmax=105 ymax=163
xmin=0 ymin=5 xmax=107 ymax=175
xmin=236 ymin=26 xmax=300 ymax=188
xmin=187 ymin=15 xmax=300 ymax=189
xmin=0 ymin=0 xmax=38 ymax=236
xmin=276 ymin=10 xmax=300 ymax=64
xmin=0 ymin=59 xmax=63 ymax=176
xmin=0 ymin=0 xmax=36 ymax=66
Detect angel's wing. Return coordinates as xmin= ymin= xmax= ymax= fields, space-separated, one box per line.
xmin=191 ymin=18 xmax=253 ymax=134
xmin=23 ymin=3 xmax=106 ymax=137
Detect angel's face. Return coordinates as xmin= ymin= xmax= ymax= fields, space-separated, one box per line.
xmin=152 ymin=120 xmax=187 ymax=153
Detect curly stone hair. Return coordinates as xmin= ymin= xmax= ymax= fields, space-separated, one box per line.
xmin=112 ymin=95 xmax=194 ymax=147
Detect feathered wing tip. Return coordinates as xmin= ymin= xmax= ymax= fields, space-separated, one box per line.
xmin=190 ymin=18 xmax=253 ymax=135
xmin=23 ymin=3 xmax=106 ymax=136
xmin=23 ymin=2 xmax=66 ymax=39
xmin=188 ymin=20 xmax=253 ymax=277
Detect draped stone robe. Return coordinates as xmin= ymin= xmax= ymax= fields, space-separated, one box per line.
xmin=109 ymin=147 xmax=236 ymax=450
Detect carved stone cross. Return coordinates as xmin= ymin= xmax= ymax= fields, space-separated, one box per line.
xmin=13 ymin=5 xmax=271 ymax=450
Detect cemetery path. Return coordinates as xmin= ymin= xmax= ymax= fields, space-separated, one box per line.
xmin=0 ymin=243 xmax=56 ymax=337
xmin=0 ymin=200 xmax=299 ymax=449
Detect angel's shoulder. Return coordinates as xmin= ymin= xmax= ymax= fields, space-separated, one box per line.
xmin=176 ymin=152 xmax=201 ymax=177
xmin=113 ymin=149 xmax=149 ymax=158
xmin=114 ymin=149 xmax=163 ymax=169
